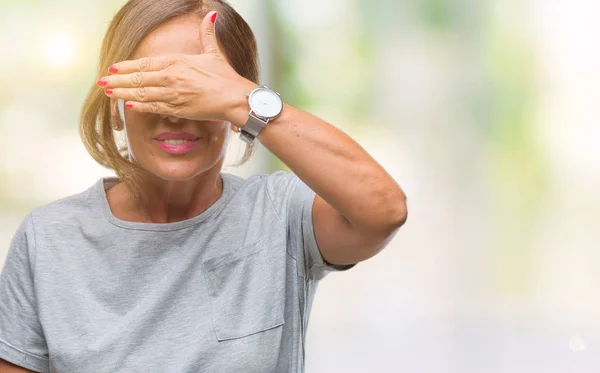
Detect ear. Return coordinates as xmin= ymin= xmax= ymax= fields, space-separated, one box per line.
xmin=110 ymin=97 xmax=124 ymax=131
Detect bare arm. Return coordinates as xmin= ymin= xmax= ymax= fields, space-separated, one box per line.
xmin=228 ymin=101 xmax=408 ymax=266
xmin=0 ymin=358 xmax=38 ymax=373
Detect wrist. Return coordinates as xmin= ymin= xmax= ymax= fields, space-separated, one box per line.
xmin=225 ymin=79 xmax=259 ymax=128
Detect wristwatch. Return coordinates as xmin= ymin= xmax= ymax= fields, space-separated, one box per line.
xmin=239 ymin=86 xmax=283 ymax=145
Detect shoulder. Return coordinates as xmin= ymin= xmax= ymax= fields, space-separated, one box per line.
xmin=224 ymin=170 xmax=303 ymax=219
xmin=226 ymin=170 xmax=297 ymax=190
xmin=27 ymin=179 xmax=100 ymax=230
xmin=227 ymin=170 xmax=301 ymax=199
xmin=6 ymin=180 xmax=98 ymax=262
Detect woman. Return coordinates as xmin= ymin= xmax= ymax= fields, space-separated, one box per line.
xmin=0 ymin=0 xmax=407 ymax=372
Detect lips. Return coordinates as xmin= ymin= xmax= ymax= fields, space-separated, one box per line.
xmin=154 ymin=132 xmax=199 ymax=141
xmin=152 ymin=132 xmax=200 ymax=154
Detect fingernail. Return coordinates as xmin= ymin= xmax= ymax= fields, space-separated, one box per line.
xmin=109 ymin=65 xmax=119 ymax=74
xmin=104 ymin=88 xmax=113 ymax=95
xmin=211 ymin=12 xmax=218 ymax=24
xmin=97 ymin=77 xmax=108 ymax=86
xmin=126 ymin=102 xmax=134 ymax=109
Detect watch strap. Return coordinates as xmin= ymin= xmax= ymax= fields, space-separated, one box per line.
xmin=240 ymin=112 xmax=268 ymax=144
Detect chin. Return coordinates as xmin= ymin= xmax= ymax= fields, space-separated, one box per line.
xmin=145 ymin=160 xmax=213 ymax=182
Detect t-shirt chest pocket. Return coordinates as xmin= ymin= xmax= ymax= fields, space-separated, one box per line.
xmin=202 ymin=240 xmax=285 ymax=341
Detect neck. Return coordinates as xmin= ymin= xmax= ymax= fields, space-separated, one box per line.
xmin=107 ymin=169 xmax=224 ymax=224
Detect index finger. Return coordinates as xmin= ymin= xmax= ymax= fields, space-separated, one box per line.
xmin=108 ymin=55 xmax=177 ymax=75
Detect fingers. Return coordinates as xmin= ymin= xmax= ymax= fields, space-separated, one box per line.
xmin=104 ymin=86 xmax=176 ymax=104
xmin=109 ymin=55 xmax=176 ymax=74
xmin=98 ymin=71 xmax=168 ymax=89
xmin=199 ymin=11 xmax=222 ymax=57
xmin=122 ymin=101 xmax=176 ymax=116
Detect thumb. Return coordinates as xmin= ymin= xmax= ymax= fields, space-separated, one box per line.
xmin=199 ymin=11 xmax=222 ymax=57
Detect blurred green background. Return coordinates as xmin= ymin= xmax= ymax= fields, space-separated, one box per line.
xmin=1 ymin=0 xmax=599 ymax=371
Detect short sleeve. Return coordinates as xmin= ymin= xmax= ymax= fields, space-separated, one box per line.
xmin=0 ymin=214 xmax=50 ymax=373
xmin=264 ymin=171 xmax=356 ymax=281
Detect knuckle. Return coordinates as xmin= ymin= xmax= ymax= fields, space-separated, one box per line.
xmin=171 ymin=90 xmax=184 ymax=104
xmin=135 ymin=87 xmax=147 ymax=101
xmin=138 ymin=57 xmax=151 ymax=71
xmin=166 ymin=73 xmax=185 ymax=86
xmin=149 ymin=101 xmax=160 ymax=113
xmin=131 ymin=72 xmax=143 ymax=87
xmin=161 ymin=74 xmax=174 ymax=86
xmin=168 ymin=103 xmax=181 ymax=116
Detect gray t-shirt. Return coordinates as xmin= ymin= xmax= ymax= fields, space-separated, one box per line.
xmin=0 ymin=170 xmax=355 ymax=373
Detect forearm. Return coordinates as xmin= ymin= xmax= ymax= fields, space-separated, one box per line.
xmin=227 ymin=87 xmax=407 ymax=234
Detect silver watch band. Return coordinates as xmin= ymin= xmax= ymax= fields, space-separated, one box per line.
xmin=240 ymin=112 xmax=269 ymax=145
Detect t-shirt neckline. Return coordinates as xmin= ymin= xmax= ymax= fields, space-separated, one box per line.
xmin=97 ymin=173 xmax=232 ymax=232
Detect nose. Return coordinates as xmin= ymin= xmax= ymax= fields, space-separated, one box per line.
xmin=160 ymin=114 xmax=182 ymax=124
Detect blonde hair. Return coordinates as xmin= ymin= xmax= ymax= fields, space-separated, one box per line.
xmin=79 ymin=0 xmax=259 ymax=203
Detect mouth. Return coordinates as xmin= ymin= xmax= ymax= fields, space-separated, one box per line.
xmin=154 ymin=132 xmax=200 ymax=141
xmin=153 ymin=133 xmax=200 ymax=155
xmin=157 ymin=139 xmax=197 ymax=145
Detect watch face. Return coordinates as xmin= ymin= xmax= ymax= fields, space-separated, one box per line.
xmin=249 ymin=87 xmax=283 ymax=118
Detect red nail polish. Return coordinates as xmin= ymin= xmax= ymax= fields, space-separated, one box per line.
xmin=109 ymin=65 xmax=118 ymax=74
xmin=104 ymin=88 xmax=113 ymax=95
xmin=125 ymin=102 xmax=134 ymax=109
xmin=211 ymin=12 xmax=218 ymax=24
xmin=97 ymin=77 xmax=108 ymax=86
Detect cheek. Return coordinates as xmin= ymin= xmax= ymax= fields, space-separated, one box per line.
xmin=122 ymin=119 xmax=154 ymax=160
xmin=124 ymin=124 xmax=149 ymax=148
xmin=125 ymin=111 xmax=155 ymax=128
xmin=207 ymin=124 xmax=232 ymax=152
xmin=123 ymin=112 xmax=156 ymax=138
